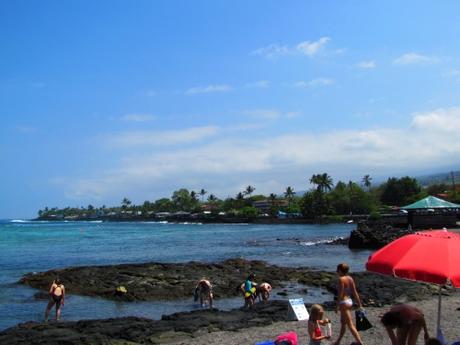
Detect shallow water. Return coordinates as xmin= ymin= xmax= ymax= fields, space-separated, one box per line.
xmin=0 ymin=220 xmax=371 ymax=330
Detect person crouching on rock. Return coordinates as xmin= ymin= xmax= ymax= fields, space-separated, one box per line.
xmin=242 ymin=273 xmax=257 ymax=308
xmin=257 ymin=282 xmax=272 ymax=303
xmin=381 ymin=304 xmax=429 ymax=345
xmin=194 ymin=279 xmax=213 ymax=309
xmin=44 ymin=277 xmax=65 ymax=321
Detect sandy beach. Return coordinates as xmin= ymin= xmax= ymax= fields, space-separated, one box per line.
xmin=171 ymin=293 xmax=460 ymax=345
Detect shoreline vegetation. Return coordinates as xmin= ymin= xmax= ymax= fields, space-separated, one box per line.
xmin=35 ymin=173 xmax=460 ymax=225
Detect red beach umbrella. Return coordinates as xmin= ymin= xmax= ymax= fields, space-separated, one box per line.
xmin=366 ymin=229 xmax=460 ymax=341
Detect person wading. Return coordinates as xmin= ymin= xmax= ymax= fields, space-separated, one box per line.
xmin=44 ymin=277 xmax=65 ymax=321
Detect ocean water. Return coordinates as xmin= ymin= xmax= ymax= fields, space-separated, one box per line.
xmin=0 ymin=220 xmax=372 ymax=331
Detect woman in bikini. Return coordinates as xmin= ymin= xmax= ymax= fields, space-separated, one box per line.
xmin=333 ymin=263 xmax=363 ymax=345
xmin=44 ymin=277 xmax=65 ymax=321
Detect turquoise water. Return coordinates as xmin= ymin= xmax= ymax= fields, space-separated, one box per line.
xmin=0 ymin=220 xmax=371 ymax=330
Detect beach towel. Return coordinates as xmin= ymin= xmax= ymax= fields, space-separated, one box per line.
xmin=274 ymin=331 xmax=297 ymax=345
xmin=355 ymin=310 xmax=372 ymax=331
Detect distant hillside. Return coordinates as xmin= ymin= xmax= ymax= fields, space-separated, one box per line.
xmin=415 ymin=170 xmax=460 ymax=187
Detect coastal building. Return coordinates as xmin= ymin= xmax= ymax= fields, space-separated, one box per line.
xmin=252 ymin=199 xmax=288 ymax=213
xmin=402 ymin=195 xmax=460 ymax=228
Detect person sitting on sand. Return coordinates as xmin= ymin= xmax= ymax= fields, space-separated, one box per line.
xmin=332 ymin=263 xmax=363 ymax=345
xmin=44 ymin=277 xmax=65 ymax=321
xmin=243 ymin=273 xmax=257 ymax=308
xmin=194 ymin=278 xmax=213 ymax=309
xmin=381 ymin=304 xmax=429 ymax=345
xmin=257 ymin=282 xmax=272 ymax=303
xmin=308 ymin=304 xmax=331 ymax=345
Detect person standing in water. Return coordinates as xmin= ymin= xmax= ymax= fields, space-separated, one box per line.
xmin=194 ymin=278 xmax=213 ymax=309
xmin=44 ymin=277 xmax=65 ymax=321
xmin=333 ymin=263 xmax=363 ymax=345
xmin=243 ymin=273 xmax=257 ymax=308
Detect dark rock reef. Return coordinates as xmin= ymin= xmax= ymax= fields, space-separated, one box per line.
xmin=20 ymin=258 xmax=438 ymax=307
xmin=0 ymin=301 xmax=290 ymax=345
xmin=348 ymin=221 xmax=415 ymax=249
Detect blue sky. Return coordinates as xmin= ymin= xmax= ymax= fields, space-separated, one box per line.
xmin=2 ymin=1 xmax=460 ymax=218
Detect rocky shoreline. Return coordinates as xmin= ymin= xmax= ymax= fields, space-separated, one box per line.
xmin=0 ymin=301 xmax=294 ymax=345
xmin=348 ymin=220 xmax=415 ymax=249
xmin=4 ymin=258 xmax=449 ymax=344
xmin=20 ymin=258 xmax=441 ymax=307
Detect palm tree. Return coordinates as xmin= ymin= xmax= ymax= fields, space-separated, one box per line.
xmin=362 ymin=174 xmax=372 ymax=191
xmin=245 ymin=185 xmax=255 ymax=198
xmin=207 ymin=194 xmax=217 ymax=203
xmin=190 ymin=191 xmax=198 ymax=202
xmin=269 ymin=193 xmax=277 ymax=215
xmin=348 ymin=181 xmax=355 ymax=215
xmin=236 ymin=192 xmax=245 ymax=209
xmin=284 ymin=186 xmax=296 ymax=212
xmin=309 ymin=173 xmax=333 ymax=193
xmin=121 ymin=197 xmax=131 ymax=210
xmin=318 ymin=173 xmax=333 ymax=192
xmin=199 ymin=189 xmax=207 ymax=202
xmin=309 ymin=174 xmax=321 ymax=190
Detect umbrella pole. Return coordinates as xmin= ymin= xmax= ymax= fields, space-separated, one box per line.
xmin=436 ymin=285 xmax=442 ymax=336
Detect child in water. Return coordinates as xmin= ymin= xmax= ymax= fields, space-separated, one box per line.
xmin=308 ymin=304 xmax=331 ymax=345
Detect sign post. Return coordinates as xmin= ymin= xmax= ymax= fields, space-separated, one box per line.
xmin=287 ymin=298 xmax=309 ymax=321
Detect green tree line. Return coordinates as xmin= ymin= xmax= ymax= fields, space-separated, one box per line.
xmin=38 ymin=173 xmax=459 ymax=219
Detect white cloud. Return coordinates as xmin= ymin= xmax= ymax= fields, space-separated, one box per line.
xmin=60 ymin=107 xmax=460 ymax=201
xmin=296 ymin=37 xmax=330 ymax=56
xmin=356 ymin=60 xmax=376 ymax=69
xmin=393 ymin=53 xmax=438 ymax=65
xmin=242 ymin=109 xmax=281 ymax=120
xmin=294 ymin=78 xmax=335 ymax=88
xmin=120 ymin=113 xmax=156 ymax=122
xmin=185 ymin=84 xmax=232 ymax=95
xmin=242 ymin=109 xmax=301 ymax=120
xmin=411 ymin=107 xmax=460 ymax=133
xmin=252 ymin=37 xmax=330 ymax=59
xmin=244 ymin=80 xmax=271 ymax=88
xmin=105 ymin=126 xmax=220 ymax=147
xmin=251 ymin=44 xmax=290 ymax=59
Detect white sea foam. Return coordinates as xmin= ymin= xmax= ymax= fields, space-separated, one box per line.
xmin=10 ymin=219 xmax=29 ymax=223
xmin=299 ymin=238 xmax=339 ymax=246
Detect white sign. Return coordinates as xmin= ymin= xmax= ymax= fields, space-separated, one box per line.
xmin=287 ymin=298 xmax=309 ymax=321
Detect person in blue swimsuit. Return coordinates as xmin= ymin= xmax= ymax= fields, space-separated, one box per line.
xmin=333 ymin=263 xmax=363 ymax=345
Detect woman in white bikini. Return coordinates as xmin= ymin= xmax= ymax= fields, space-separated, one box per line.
xmin=44 ymin=277 xmax=65 ymax=321
xmin=333 ymin=263 xmax=363 ymax=345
